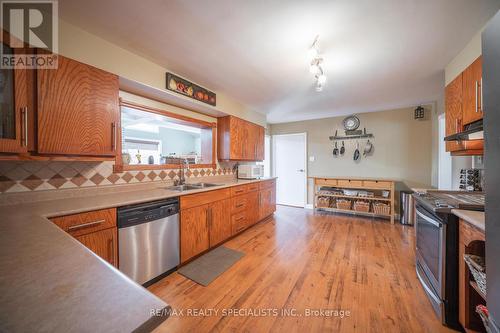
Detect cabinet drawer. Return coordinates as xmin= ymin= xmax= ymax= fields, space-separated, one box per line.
xmin=231 ymin=195 xmax=248 ymax=214
xmin=231 ymin=211 xmax=248 ymax=234
xmin=231 ymin=185 xmax=248 ymax=196
xmin=363 ymin=180 xmax=391 ymax=189
xmin=180 ymin=188 xmax=231 ymax=210
xmin=338 ymin=179 xmax=363 ymax=187
xmin=51 ymin=208 xmax=116 ymax=237
xmin=247 ymin=182 xmax=260 ymax=192
xmin=315 ymin=178 xmax=337 ymax=186
xmin=259 ymin=179 xmax=276 ymax=190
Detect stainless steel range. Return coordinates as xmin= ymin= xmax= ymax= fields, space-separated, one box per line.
xmin=412 ymin=191 xmax=484 ymax=330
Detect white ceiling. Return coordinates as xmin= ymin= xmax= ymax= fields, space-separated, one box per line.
xmin=60 ymin=0 xmax=500 ymax=123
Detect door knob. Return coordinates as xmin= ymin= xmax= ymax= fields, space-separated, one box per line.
xmin=297 ymin=169 xmax=305 ymax=172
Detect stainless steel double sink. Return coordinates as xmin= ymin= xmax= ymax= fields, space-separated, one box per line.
xmin=165 ymin=183 xmax=221 ymax=192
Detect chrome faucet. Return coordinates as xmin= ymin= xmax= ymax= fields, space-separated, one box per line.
xmin=178 ymin=158 xmax=189 ymax=185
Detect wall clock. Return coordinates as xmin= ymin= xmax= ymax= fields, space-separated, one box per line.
xmin=343 ymin=115 xmax=360 ymax=131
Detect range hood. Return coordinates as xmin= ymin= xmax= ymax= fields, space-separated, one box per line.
xmin=444 ymin=119 xmax=484 ymax=141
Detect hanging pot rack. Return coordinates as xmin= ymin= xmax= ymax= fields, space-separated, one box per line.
xmin=329 ymin=128 xmax=374 ymax=141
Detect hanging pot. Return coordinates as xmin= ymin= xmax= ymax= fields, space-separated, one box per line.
xmin=363 ymin=139 xmax=373 ymax=156
xmin=340 ymin=141 xmax=345 ymax=155
xmin=333 ymin=142 xmax=339 ymax=156
xmin=354 ymin=141 xmax=360 ymax=161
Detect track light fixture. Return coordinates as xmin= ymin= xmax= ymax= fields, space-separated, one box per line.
xmin=308 ymin=35 xmax=326 ymax=91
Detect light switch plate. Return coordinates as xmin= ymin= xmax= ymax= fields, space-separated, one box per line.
xmin=309 ymin=156 xmax=315 ymax=162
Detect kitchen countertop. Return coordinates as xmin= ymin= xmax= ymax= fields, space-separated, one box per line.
xmin=452 ymin=209 xmax=485 ymax=231
xmin=0 ymin=177 xmax=275 ymax=333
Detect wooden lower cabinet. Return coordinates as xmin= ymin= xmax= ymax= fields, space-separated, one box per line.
xmin=209 ymin=199 xmax=231 ymax=247
xmin=180 ymin=204 xmax=210 ymax=263
xmin=180 ymin=181 xmax=276 ymax=263
xmin=50 ymin=208 xmax=118 ymax=267
xmin=75 ymin=227 xmax=117 ymax=267
xmin=458 ymin=219 xmax=486 ymax=332
xmin=259 ymin=186 xmax=276 ymax=220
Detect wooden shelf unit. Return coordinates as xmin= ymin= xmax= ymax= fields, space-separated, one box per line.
xmin=311 ymin=177 xmax=396 ymax=224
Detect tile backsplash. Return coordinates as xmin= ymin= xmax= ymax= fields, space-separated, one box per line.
xmin=0 ymin=161 xmax=236 ymax=193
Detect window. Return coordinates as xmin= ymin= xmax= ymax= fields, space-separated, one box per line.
xmin=115 ymin=101 xmax=216 ymax=171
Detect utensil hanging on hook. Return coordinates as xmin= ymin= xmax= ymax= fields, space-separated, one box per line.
xmin=340 ymin=141 xmax=345 ymax=155
xmin=353 ymin=141 xmax=360 ymax=161
xmin=333 ymin=142 xmax=339 ymax=156
xmin=363 ymin=139 xmax=373 ymax=156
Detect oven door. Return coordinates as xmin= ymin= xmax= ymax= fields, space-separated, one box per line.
xmin=415 ymin=205 xmax=446 ymax=318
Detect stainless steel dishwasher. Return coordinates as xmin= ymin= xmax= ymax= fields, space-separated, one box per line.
xmin=117 ymin=198 xmax=179 ymax=286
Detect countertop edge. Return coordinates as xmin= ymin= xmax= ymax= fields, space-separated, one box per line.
xmin=452 ymin=209 xmax=485 ymax=231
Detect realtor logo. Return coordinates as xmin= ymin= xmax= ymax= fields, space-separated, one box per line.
xmin=0 ymin=0 xmax=58 ymax=69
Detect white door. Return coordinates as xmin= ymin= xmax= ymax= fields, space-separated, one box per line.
xmin=272 ymin=133 xmax=307 ymax=207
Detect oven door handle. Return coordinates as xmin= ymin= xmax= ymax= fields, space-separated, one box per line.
xmin=416 ymin=210 xmax=442 ymax=228
xmin=416 ymin=267 xmax=441 ymax=304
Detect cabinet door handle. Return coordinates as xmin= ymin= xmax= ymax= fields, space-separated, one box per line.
xmin=235 ymin=203 xmax=245 ymax=208
xmin=475 ymin=80 xmax=479 ymax=113
xmin=111 ymin=122 xmax=117 ymax=151
xmin=67 ymin=219 xmax=105 ymax=231
xmin=235 ymin=216 xmax=245 ymax=222
xmin=24 ymin=107 xmax=28 ymax=147
xmin=480 ymin=78 xmax=483 ymax=113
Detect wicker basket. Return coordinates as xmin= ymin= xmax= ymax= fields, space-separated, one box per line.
xmin=336 ymin=199 xmax=352 ymax=210
xmin=353 ymin=200 xmax=370 ymax=212
xmin=464 ymin=254 xmax=486 ymax=295
xmin=316 ymin=196 xmax=331 ymax=208
xmin=373 ymin=202 xmax=390 ymax=215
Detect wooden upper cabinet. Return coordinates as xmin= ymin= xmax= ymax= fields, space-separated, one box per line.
xmin=180 ymin=204 xmax=210 ymax=263
xmin=444 ymin=57 xmax=484 ymax=155
xmin=256 ymin=126 xmax=265 ymax=160
xmin=445 ymin=74 xmax=466 ymax=152
xmin=217 ymin=115 xmax=265 ymax=161
xmin=0 ymin=41 xmax=30 ymax=153
xmin=462 ymin=56 xmax=483 ymax=125
xmin=37 ymin=55 xmax=119 ymax=156
xmin=208 ymin=198 xmax=231 ymax=247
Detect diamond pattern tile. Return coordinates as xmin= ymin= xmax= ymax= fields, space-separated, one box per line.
xmin=20 ymin=175 xmax=44 ymax=190
xmin=90 ymin=173 xmax=105 ymax=185
xmin=122 ymin=172 xmax=133 ymax=183
xmin=147 ymin=171 xmax=157 ymax=181
xmin=0 ymin=161 xmax=237 ymax=193
xmin=0 ymin=175 xmax=15 ymax=193
xmin=71 ymin=173 xmax=87 ymax=187
xmin=107 ymin=173 xmax=120 ymax=184
xmin=48 ymin=174 xmax=67 ymax=189
xmin=159 ymin=170 xmax=168 ymax=180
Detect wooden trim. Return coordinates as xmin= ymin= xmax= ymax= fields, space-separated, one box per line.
xmin=0 ymin=153 xmax=115 ymax=162
xmin=113 ymin=163 xmax=216 ymax=173
xmin=120 ymin=99 xmax=216 ymax=128
xmin=115 ymin=99 xmax=217 ymax=172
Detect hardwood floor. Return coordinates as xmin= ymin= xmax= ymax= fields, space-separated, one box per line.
xmin=149 ymin=205 xmax=454 ymax=333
